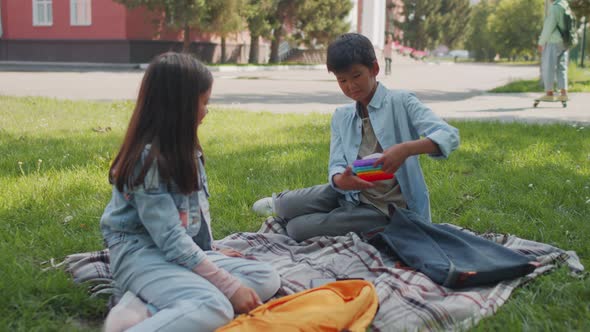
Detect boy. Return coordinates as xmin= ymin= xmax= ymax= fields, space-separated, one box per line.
xmin=253 ymin=33 xmax=459 ymax=241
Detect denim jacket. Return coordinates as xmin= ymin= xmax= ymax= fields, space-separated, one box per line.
xmin=538 ymin=0 xmax=567 ymax=46
xmin=328 ymin=83 xmax=460 ymax=222
xmin=100 ymin=146 xmax=211 ymax=271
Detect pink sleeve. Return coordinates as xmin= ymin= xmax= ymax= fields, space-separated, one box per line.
xmin=193 ymin=259 xmax=242 ymax=299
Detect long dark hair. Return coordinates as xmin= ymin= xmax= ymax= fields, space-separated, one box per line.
xmin=110 ymin=52 xmax=213 ymax=194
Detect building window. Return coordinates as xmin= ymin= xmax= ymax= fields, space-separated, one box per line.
xmin=70 ymin=0 xmax=92 ymax=26
xmin=32 ymin=0 xmax=53 ymax=26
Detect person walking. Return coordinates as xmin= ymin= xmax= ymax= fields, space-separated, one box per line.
xmin=383 ymin=34 xmax=394 ymax=76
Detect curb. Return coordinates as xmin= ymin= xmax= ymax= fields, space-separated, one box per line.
xmin=0 ymin=61 xmax=141 ymax=72
xmin=139 ymin=63 xmax=325 ymax=72
xmin=0 ymin=61 xmax=325 ymax=72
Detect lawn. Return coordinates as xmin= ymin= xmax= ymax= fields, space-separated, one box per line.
xmin=490 ymin=63 xmax=590 ymax=93
xmin=1 ymin=96 xmax=589 ymax=331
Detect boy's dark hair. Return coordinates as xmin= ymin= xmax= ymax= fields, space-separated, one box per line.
xmin=110 ymin=52 xmax=213 ymax=194
xmin=326 ymin=33 xmax=377 ymax=73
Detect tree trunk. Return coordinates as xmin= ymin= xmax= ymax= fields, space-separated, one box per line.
xmin=269 ymin=26 xmax=282 ymax=63
xmin=221 ymin=36 xmax=227 ymax=64
xmin=183 ymin=23 xmax=191 ymax=53
xmin=249 ymin=34 xmax=260 ymax=64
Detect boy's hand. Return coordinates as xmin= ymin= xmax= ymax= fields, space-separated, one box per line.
xmin=229 ymin=285 xmax=262 ymax=314
xmin=374 ymin=144 xmax=410 ymax=174
xmin=333 ymin=166 xmax=375 ymax=191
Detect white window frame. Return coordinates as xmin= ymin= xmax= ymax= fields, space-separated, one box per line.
xmin=32 ymin=0 xmax=53 ymax=26
xmin=70 ymin=0 xmax=92 ymax=26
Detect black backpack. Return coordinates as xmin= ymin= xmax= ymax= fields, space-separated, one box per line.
xmin=556 ymin=3 xmax=578 ymax=49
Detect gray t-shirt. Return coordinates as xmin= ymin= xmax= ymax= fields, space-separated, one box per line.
xmin=357 ymin=115 xmax=407 ymax=215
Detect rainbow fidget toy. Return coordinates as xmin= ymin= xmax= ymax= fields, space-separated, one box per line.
xmin=352 ymin=158 xmax=395 ymax=182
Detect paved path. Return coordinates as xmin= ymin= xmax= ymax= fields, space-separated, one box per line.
xmin=1 ymin=61 xmax=588 ymax=123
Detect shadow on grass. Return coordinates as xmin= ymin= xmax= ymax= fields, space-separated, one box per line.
xmin=0 ymin=131 xmax=122 ymax=178
xmin=211 ymin=89 xmax=488 ymax=106
xmin=211 ymin=90 xmax=350 ymax=105
xmin=3 ymin=127 xmax=587 ymax=260
xmin=2 ymin=119 xmax=589 ymax=329
xmin=491 ymin=78 xmax=590 ymax=94
xmin=426 ymin=121 xmax=589 ymax=254
xmin=461 ymin=107 xmax=532 ymax=113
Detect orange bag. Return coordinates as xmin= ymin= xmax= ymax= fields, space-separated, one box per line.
xmin=216 ymin=280 xmax=378 ymax=332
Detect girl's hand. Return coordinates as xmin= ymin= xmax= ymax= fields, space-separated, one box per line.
xmin=217 ymin=248 xmax=243 ymax=258
xmin=374 ymin=144 xmax=410 ymax=174
xmin=229 ymin=285 xmax=262 ymax=314
xmin=333 ymin=166 xmax=375 ymax=191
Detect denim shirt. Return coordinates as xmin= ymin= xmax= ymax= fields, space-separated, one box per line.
xmin=100 ymin=146 xmax=211 ymax=270
xmin=328 ymin=83 xmax=460 ymax=222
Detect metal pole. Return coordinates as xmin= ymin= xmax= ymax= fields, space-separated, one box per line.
xmin=0 ymin=0 xmax=3 ymax=38
xmin=581 ymin=17 xmax=587 ymax=68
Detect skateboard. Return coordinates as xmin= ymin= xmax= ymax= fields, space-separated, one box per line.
xmin=533 ymin=97 xmax=567 ymax=108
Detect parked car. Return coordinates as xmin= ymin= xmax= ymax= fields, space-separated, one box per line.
xmin=448 ymin=50 xmax=470 ymax=61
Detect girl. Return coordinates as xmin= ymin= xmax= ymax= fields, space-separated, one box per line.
xmin=100 ymin=52 xmax=280 ymax=332
xmin=383 ymin=34 xmax=393 ymax=76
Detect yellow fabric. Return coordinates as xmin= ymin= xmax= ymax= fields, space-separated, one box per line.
xmin=216 ymin=280 xmax=379 ymax=332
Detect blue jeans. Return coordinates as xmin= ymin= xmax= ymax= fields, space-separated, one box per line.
xmin=109 ymin=236 xmax=281 ymax=332
xmin=541 ymin=42 xmax=568 ymax=92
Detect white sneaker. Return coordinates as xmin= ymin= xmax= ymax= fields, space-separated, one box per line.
xmin=103 ymin=291 xmax=149 ymax=332
xmin=252 ymin=195 xmax=276 ymax=217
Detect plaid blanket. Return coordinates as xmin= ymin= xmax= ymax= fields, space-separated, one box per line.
xmin=53 ymin=217 xmax=584 ymax=332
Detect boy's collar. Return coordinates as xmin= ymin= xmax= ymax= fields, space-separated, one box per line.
xmin=369 ymin=82 xmax=386 ymax=109
xmin=356 ymin=82 xmax=386 ymax=110
xmin=355 ymin=82 xmax=386 ymax=116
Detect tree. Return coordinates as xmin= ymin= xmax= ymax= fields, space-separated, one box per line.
xmin=487 ymin=0 xmax=544 ymax=60
xmin=244 ymin=0 xmax=275 ymax=63
xmin=203 ymin=0 xmax=246 ymax=63
xmin=439 ymin=0 xmax=471 ymax=49
xmin=570 ymin=0 xmax=590 ymax=67
xmin=386 ymin=0 xmax=406 ymax=40
xmin=465 ymin=0 xmax=497 ymax=61
xmin=268 ymin=0 xmax=300 ymax=63
xmin=293 ymin=0 xmax=352 ymax=48
xmin=401 ymin=0 xmax=442 ymax=50
xmin=570 ymin=0 xmax=590 ymax=18
xmin=113 ymin=0 xmax=207 ymax=52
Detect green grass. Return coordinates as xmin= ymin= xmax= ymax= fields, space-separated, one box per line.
xmin=490 ymin=64 xmax=590 ymax=93
xmin=1 ymin=96 xmax=589 ymax=331
xmin=493 ymin=60 xmax=540 ymax=65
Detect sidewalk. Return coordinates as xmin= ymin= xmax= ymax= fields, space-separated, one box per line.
xmin=426 ymin=92 xmax=589 ymax=124
xmin=1 ymin=61 xmax=588 ymax=124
